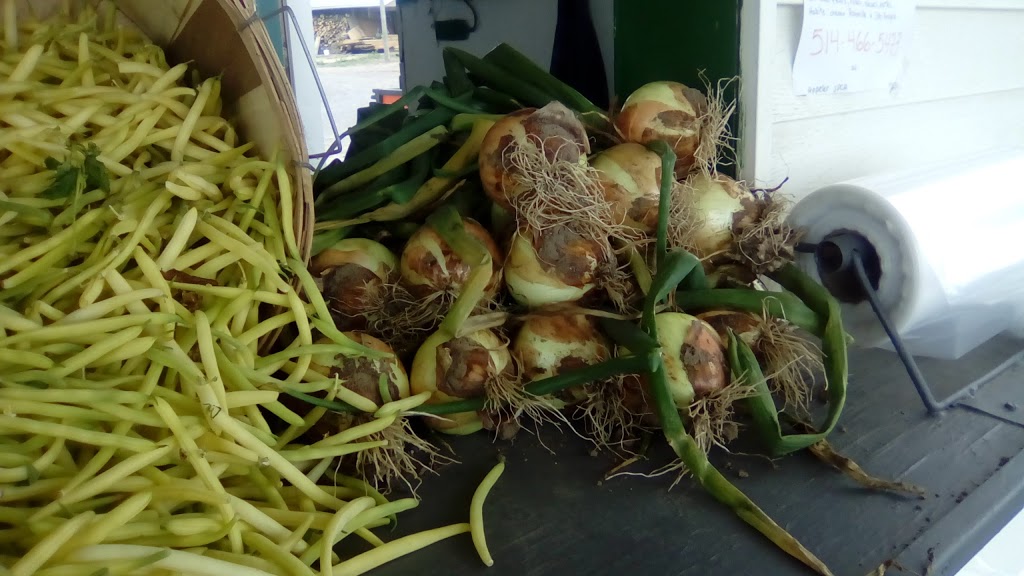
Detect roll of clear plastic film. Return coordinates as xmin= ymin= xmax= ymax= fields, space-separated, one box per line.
xmin=786 ymin=148 xmax=1024 ymax=360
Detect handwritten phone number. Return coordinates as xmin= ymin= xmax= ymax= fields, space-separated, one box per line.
xmin=809 ymin=29 xmax=902 ymax=57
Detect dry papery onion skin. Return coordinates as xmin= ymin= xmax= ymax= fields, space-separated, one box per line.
xmin=478 ymin=101 xmax=591 ymax=210
xmin=311 ymin=332 xmax=411 ymax=403
xmin=409 ymin=329 xmax=510 ymax=435
xmin=646 ymin=312 xmax=729 ymax=409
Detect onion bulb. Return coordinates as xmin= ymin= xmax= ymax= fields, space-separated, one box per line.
xmin=697 ymin=310 xmax=820 ymax=415
xmin=478 ymin=101 xmax=590 ymax=210
xmin=635 ymin=312 xmax=729 ymax=409
xmin=503 ymin=225 xmax=609 ymax=309
xmin=684 ymin=172 xmax=757 ymax=258
xmin=410 ymin=328 xmax=512 ymax=436
xmin=674 ymin=172 xmax=796 ymax=273
xmin=512 ymin=313 xmax=612 ymax=406
xmin=309 ymin=332 xmax=410 ymax=405
xmin=304 ymin=332 xmax=449 ymax=492
xmin=309 ymin=238 xmax=397 ymax=331
xmin=615 ymin=81 xmax=707 ymax=177
xmin=400 ymin=217 xmax=504 ymax=300
xmin=649 ymin=312 xmax=758 ymax=454
xmin=590 ymin=142 xmax=662 ymax=235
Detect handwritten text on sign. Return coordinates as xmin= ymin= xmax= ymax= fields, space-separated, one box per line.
xmin=792 ymin=0 xmax=916 ymax=96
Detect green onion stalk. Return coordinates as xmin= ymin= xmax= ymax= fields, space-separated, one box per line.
xmin=314 ymin=118 xmax=495 ymax=234
xmin=637 ymin=252 xmax=833 ymax=576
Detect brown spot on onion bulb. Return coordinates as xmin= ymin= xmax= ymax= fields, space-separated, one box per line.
xmin=591 ymin=142 xmax=662 ymax=235
xmin=615 ymin=81 xmax=707 ymax=178
xmin=399 ymin=218 xmax=504 ymax=300
xmin=503 ymin=225 xmax=609 ymax=309
xmin=309 ymin=239 xmax=397 ymax=331
xmin=479 ymin=101 xmax=591 ymax=210
xmin=512 ymin=313 xmax=612 ymax=407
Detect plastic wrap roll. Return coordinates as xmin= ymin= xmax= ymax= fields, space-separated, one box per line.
xmin=786 ymin=148 xmax=1024 ymax=360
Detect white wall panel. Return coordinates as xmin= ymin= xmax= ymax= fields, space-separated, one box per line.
xmin=740 ymin=1 xmax=1024 ymax=200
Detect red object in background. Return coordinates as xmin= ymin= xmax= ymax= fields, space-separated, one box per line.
xmin=373 ymin=88 xmax=403 ymax=105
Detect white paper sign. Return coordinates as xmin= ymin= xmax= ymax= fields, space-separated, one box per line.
xmin=792 ymin=0 xmax=916 ymax=96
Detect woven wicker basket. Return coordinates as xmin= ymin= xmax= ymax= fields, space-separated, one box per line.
xmin=16 ymin=0 xmax=315 ymax=351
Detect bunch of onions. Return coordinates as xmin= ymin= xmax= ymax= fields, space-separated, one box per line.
xmin=697 ymin=310 xmax=822 ymax=415
xmin=590 ymin=142 xmax=662 ymax=235
xmin=615 ymin=81 xmax=708 ymax=178
xmin=410 ymin=328 xmax=526 ymax=439
xmin=303 ymin=332 xmax=445 ymax=492
xmin=309 ymin=238 xmax=398 ymax=331
xmin=671 ymin=171 xmax=798 ymax=276
xmin=512 ymin=313 xmax=612 ymax=408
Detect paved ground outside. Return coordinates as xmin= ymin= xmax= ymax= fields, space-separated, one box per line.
xmin=316 ymin=61 xmax=401 ymax=163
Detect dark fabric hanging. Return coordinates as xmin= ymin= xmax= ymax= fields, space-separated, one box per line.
xmin=549 ymin=0 xmax=609 ymax=111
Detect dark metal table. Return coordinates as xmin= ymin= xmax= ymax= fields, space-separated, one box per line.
xmin=361 ymin=336 xmax=1024 ymax=576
